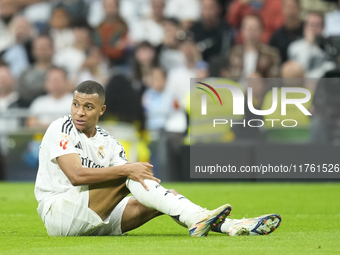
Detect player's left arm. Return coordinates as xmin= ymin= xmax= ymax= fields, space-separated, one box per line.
xmin=56 ymin=153 xmax=159 ymax=189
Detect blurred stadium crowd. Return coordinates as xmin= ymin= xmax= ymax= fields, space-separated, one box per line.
xmin=1 ymin=0 xmax=340 ymax=180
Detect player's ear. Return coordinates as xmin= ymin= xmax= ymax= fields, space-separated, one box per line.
xmin=99 ymin=105 xmax=106 ymax=116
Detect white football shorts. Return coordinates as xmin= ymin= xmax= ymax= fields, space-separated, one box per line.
xmin=43 ymin=186 xmax=130 ymax=236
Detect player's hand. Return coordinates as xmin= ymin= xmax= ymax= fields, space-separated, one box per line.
xmin=126 ymin=162 xmax=161 ymax=191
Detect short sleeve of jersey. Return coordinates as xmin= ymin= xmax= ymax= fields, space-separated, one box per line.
xmin=110 ymin=137 xmax=128 ymax=166
xmin=45 ymin=117 xmax=78 ymax=164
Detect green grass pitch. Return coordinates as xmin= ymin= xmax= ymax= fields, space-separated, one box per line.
xmin=0 ymin=182 xmax=339 ymax=255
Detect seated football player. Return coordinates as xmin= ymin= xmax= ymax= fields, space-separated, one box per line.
xmin=34 ymin=80 xmax=281 ymax=237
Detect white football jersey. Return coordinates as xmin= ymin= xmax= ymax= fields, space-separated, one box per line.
xmin=34 ymin=115 xmax=127 ymax=220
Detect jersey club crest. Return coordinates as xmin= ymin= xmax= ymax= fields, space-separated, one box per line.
xmin=97 ymin=146 xmax=105 ymax=160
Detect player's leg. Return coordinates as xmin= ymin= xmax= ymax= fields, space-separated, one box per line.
xmin=211 ymin=214 xmax=282 ymax=236
xmin=88 ymin=179 xmax=180 ymax=226
xmin=88 ymin=177 xmax=130 ymax=220
xmin=89 ymin=177 xmax=232 ymax=237
xmin=120 ymin=189 xmax=181 ymax=233
xmin=120 ymin=189 xmax=224 ymax=233
xmin=91 ymin=189 xmax=181 ymax=236
xmin=126 ymin=179 xmax=232 ymax=237
xmin=88 ymin=179 xmax=180 ymax=224
xmin=120 ymin=197 xmax=163 ymax=233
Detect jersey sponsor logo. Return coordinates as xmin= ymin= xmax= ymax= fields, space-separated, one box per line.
xmin=79 ymin=155 xmax=104 ymax=168
xmin=97 ymin=146 xmax=105 ymax=160
xmin=75 ymin=141 xmax=83 ymax=150
xmin=60 ymin=140 xmax=69 ymax=150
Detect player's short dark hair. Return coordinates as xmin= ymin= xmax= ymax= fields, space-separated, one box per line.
xmin=75 ymin=80 xmax=105 ymax=104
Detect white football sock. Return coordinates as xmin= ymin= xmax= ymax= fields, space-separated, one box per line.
xmin=126 ymin=179 xmax=203 ymax=227
xmin=217 ymin=218 xmax=243 ymax=233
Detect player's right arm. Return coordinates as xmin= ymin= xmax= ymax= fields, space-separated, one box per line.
xmin=45 ymin=117 xmax=159 ymax=190
xmin=57 ymin=153 xmax=160 ymax=191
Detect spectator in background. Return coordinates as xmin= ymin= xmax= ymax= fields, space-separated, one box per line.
xmin=156 ymin=18 xmax=186 ymax=72
xmin=189 ymin=0 xmax=233 ymax=63
xmin=323 ymin=0 xmax=340 ymax=37
xmin=13 ymin=15 xmax=35 ymax=64
xmin=0 ymin=65 xmax=20 ymax=141
xmin=142 ymin=67 xmax=175 ymax=179
xmin=2 ymin=16 xmax=33 ymax=78
xmin=166 ymin=37 xmax=208 ymax=111
xmin=0 ymin=65 xmax=19 ymax=112
xmin=310 ymin=70 xmax=340 ymax=144
xmin=57 ymin=0 xmax=89 ymax=25
xmin=247 ymin=72 xmax=266 ymax=111
xmin=208 ymin=56 xmax=230 ymax=78
xmin=87 ymin=0 xmax=151 ymax=29
xmin=241 ymin=64 xmax=304 ymax=140
xmin=281 ymin=60 xmax=305 ymax=80
xmin=299 ymin=0 xmax=337 ymax=18
xmin=179 ymin=37 xmax=208 ymax=78
xmin=0 ymin=0 xmax=18 ymax=52
xmin=22 ymin=0 xmax=52 ymax=33
xmin=87 ymin=0 xmax=105 ymax=28
xmin=227 ymin=0 xmax=284 ymax=44
xmin=269 ymin=0 xmax=304 ymax=63
xmin=103 ymin=42 xmax=155 ymax=129
xmin=164 ymin=0 xmax=201 ymax=31
xmin=228 ymin=15 xmax=281 ymax=80
xmin=75 ymin=46 xmax=109 ymax=86
xmin=53 ymin=23 xmax=93 ymax=83
xmin=49 ymin=7 xmax=75 ymax=53
xmin=162 ymin=38 xmax=207 ymax=180
xmin=93 ymin=0 xmax=129 ymax=67
xmin=262 ymin=61 xmax=311 ymax=132
xmin=233 ymin=71 xmax=266 ymax=141
xmin=17 ymin=35 xmax=54 ymax=107
xmin=132 ymin=41 xmax=158 ymax=88
xmin=287 ymin=12 xmax=336 ymax=78
xmin=128 ymin=0 xmax=165 ymax=46
xmin=280 ymin=60 xmax=309 ymax=89
xmin=119 ymin=0 xmax=152 ymax=30
xmin=27 ymin=67 xmax=73 ymax=128
xmin=103 ymin=73 xmax=145 ymax=130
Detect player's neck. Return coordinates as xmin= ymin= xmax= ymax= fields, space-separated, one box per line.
xmin=83 ymin=128 xmax=97 ymax=138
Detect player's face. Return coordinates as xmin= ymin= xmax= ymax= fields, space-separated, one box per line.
xmin=71 ymin=91 xmax=106 ymax=138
